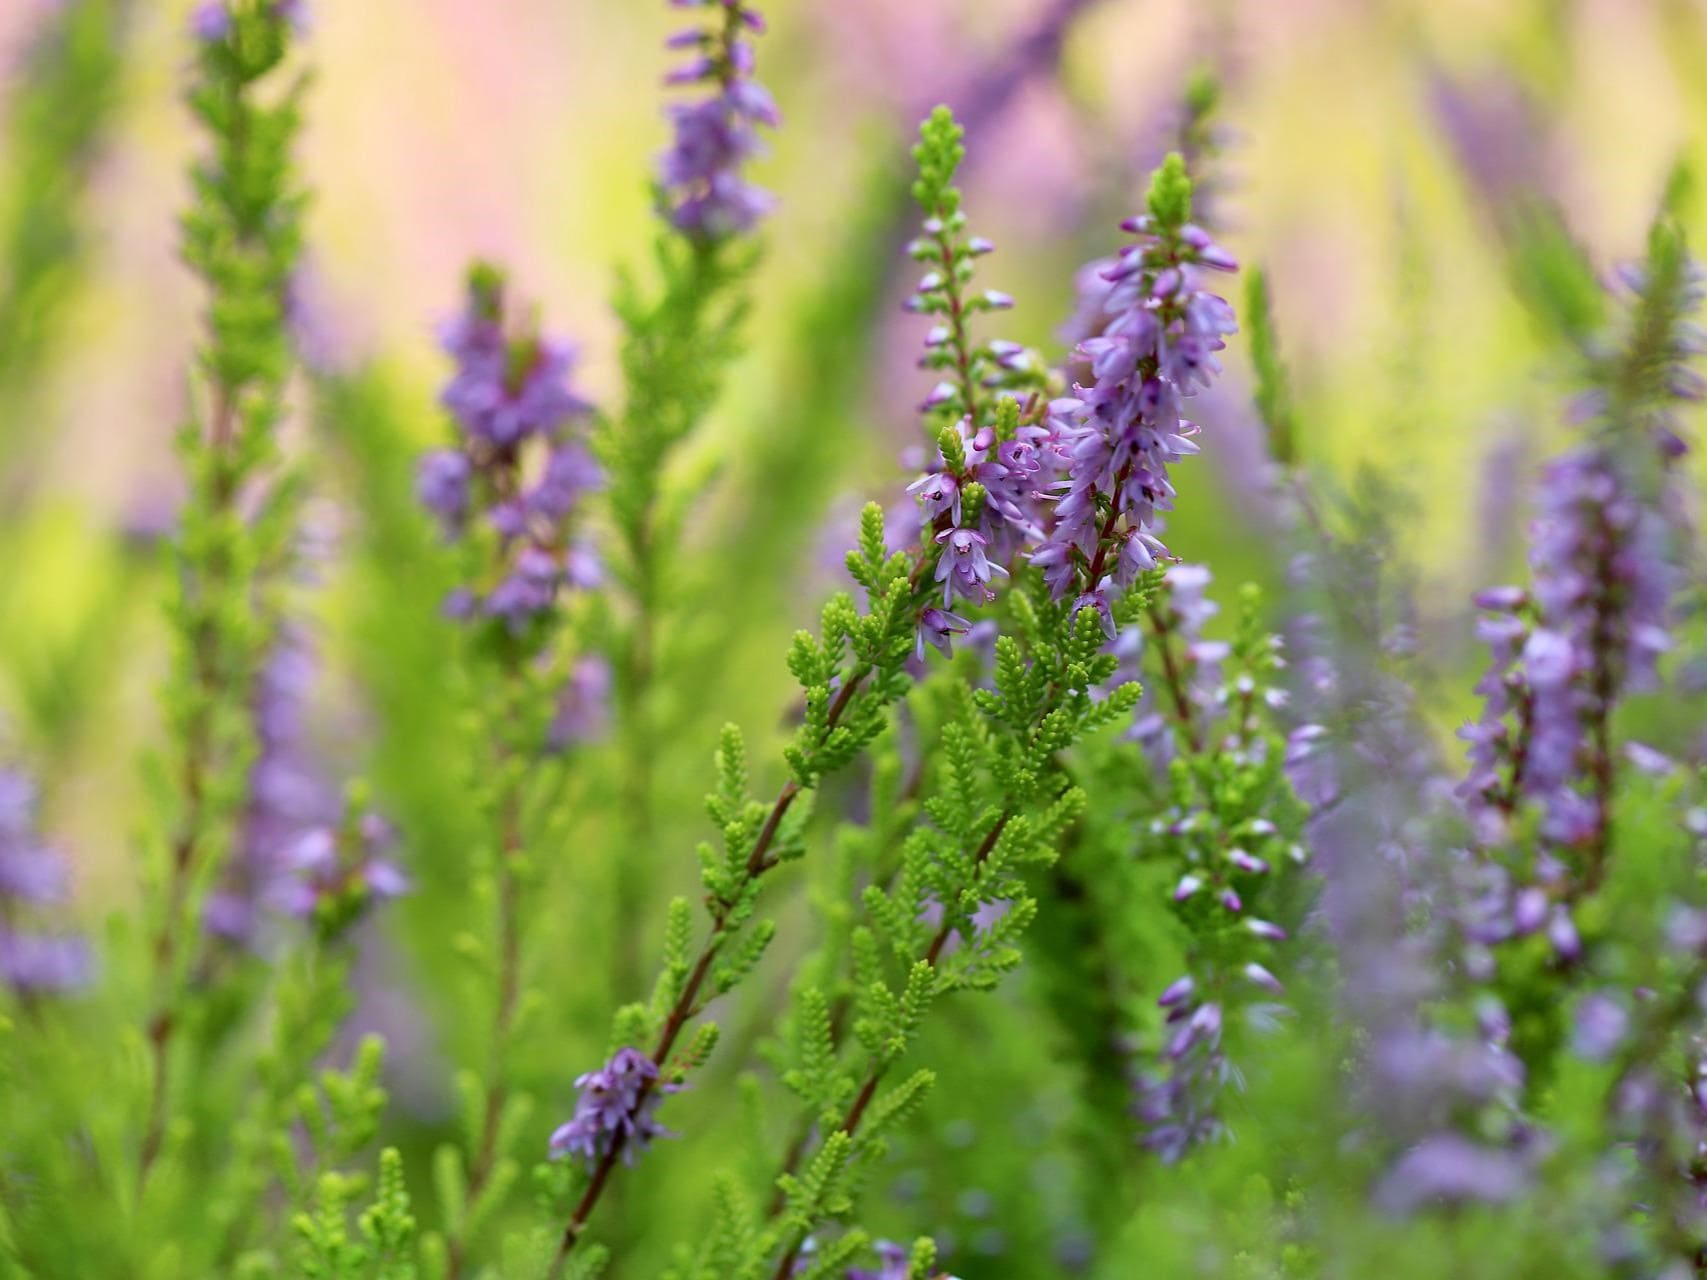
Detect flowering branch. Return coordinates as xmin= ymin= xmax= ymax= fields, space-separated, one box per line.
xmin=139 ymin=0 xmax=308 ymax=1184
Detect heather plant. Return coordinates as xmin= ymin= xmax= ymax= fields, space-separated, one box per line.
xmin=4 ymin=3 xmax=1707 ymax=1280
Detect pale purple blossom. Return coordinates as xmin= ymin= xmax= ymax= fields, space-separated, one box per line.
xmin=659 ymin=0 xmax=777 ymax=237
xmin=0 ymin=766 xmax=88 ymax=996
xmin=422 ymin=268 xmax=601 ymax=633
xmin=275 ymin=814 xmax=406 ymax=924
xmin=550 ymin=1047 xmax=682 ymax=1169
xmin=1031 ymin=186 xmax=1235 ymax=630
xmin=549 ymin=655 xmax=614 ymax=749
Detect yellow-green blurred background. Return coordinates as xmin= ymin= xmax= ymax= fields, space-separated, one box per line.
xmin=1 ymin=0 xmax=1704 ymax=900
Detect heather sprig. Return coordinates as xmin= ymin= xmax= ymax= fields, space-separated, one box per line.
xmin=1456 ymin=218 xmax=1703 ymax=997
xmin=537 ymin=111 xmax=1048 ymax=1269
xmin=905 ymin=106 xmax=1041 ymax=432
xmin=1130 ymin=579 xmax=1309 ymax=1163
xmin=138 ymin=0 xmax=311 ymax=1184
xmin=1032 ymin=152 xmax=1238 ymax=630
xmin=415 ymin=265 xmax=603 ymax=1278
xmin=661 ymin=583 xmax=1137 ymax=1280
xmin=901 ymin=110 xmax=1055 ymax=625
xmin=1243 ymin=267 xmax=1297 ymax=470
xmin=599 ymin=0 xmax=776 ymax=998
xmin=291 ymin=1147 xmax=420 ymax=1280
xmin=659 ymin=0 xmax=778 ymax=239
xmin=751 ymin=597 xmax=1133 ymax=1279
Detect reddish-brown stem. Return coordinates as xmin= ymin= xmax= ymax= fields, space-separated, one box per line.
xmin=1493 ymin=682 xmax=1536 ymax=819
xmin=1144 ymin=601 xmax=1205 ymax=755
xmin=139 ymin=386 xmax=237 ymax=1186
xmin=931 ymin=230 xmax=981 ymax=423
xmin=546 ymin=674 xmax=869 ymax=1276
xmin=766 ymin=812 xmax=1012 ymax=1280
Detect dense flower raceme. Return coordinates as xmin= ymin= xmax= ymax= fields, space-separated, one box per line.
xmin=897 ymin=109 xmax=1058 ymax=658
xmin=1128 ymin=572 xmax=1307 ymax=1161
xmin=1032 ymin=156 xmax=1237 ymax=636
xmin=0 ymin=766 xmax=89 ymax=995
xmin=203 ymin=623 xmax=339 ymax=945
xmin=550 ymin=1047 xmax=682 ymax=1169
xmin=418 ymin=266 xmax=603 ymax=640
xmin=1120 ymin=563 xmax=1228 ymax=765
xmin=659 ymin=0 xmax=779 ymax=238
xmin=1273 ymin=508 xmax=1543 ymax=1215
xmin=1455 ymin=241 xmax=1704 ymax=967
xmin=1460 ymin=452 xmax=1675 ymax=858
xmin=274 ymin=807 xmax=407 ymax=938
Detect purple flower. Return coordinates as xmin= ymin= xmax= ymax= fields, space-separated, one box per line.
xmin=212 ymin=625 xmax=341 ymax=946
xmin=0 ymin=766 xmax=88 ymax=996
xmin=0 ymin=932 xmax=91 ymax=995
xmin=423 ymin=267 xmax=602 ymax=636
xmin=847 ymin=1241 xmax=910 ymax=1280
xmin=1031 ymin=161 xmax=1235 ymax=608
xmin=1135 ymin=994 xmax=1229 ymax=1163
xmin=416 ymin=449 xmax=472 ymax=529
xmin=276 ymin=812 xmax=406 ymax=927
xmin=916 ymin=606 xmax=971 ymax=660
xmin=272 ymin=0 xmax=309 ymax=32
xmin=658 ymin=0 xmax=777 ymax=238
xmin=1373 ymin=1134 xmax=1530 ymax=1216
xmin=549 ymin=655 xmax=614 ymax=749
xmin=550 ymin=1047 xmax=682 ymax=1169
xmin=485 ymin=547 xmax=562 ymax=630
xmin=529 ymin=444 xmax=603 ymax=521
xmin=1571 ymin=992 xmax=1630 ymax=1062
xmin=190 ymin=2 xmax=232 ymax=41
xmin=934 ymin=526 xmax=1002 ymax=606
xmin=442 ymin=335 xmax=589 ymax=449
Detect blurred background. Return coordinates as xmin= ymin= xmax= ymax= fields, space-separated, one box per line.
xmin=2 ymin=0 xmax=1705 ymax=1270
xmin=2 ymin=0 xmax=1704 ymax=942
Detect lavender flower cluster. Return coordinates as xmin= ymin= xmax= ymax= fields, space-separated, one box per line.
xmin=659 ymin=0 xmax=779 ymax=238
xmin=1127 ymin=568 xmax=1305 ymax=1161
xmin=417 ymin=265 xmax=602 ymax=636
xmin=549 ymin=1046 xmax=681 ymax=1168
xmin=1033 ymin=157 xmax=1237 ymax=638
xmin=0 ymin=767 xmax=88 ymax=994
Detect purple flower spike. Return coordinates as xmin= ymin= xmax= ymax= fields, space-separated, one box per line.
xmin=0 ymin=766 xmax=89 ymax=997
xmin=550 ymin=1047 xmax=683 ymax=1169
xmin=1031 ymin=164 xmax=1236 ymax=605
xmin=422 ymin=267 xmax=601 ymax=634
xmin=658 ymin=0 xmax=777 ymax=238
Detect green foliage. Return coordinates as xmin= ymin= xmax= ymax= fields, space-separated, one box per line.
xmin=292 ymin=1149 xmax=419 ymax=1280
xmin=1147 ymin=151 xmax=1194 ymax=230
xmin=1245 ymin=267 xmax=1297 ymax=466
xmin=905 ymin=106 xmax=1049 ymax=431
xmin=1506 ymin=203 xmax=1606 ymax=349
xmin=0 ymin=0 xmax=131 ymax=448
